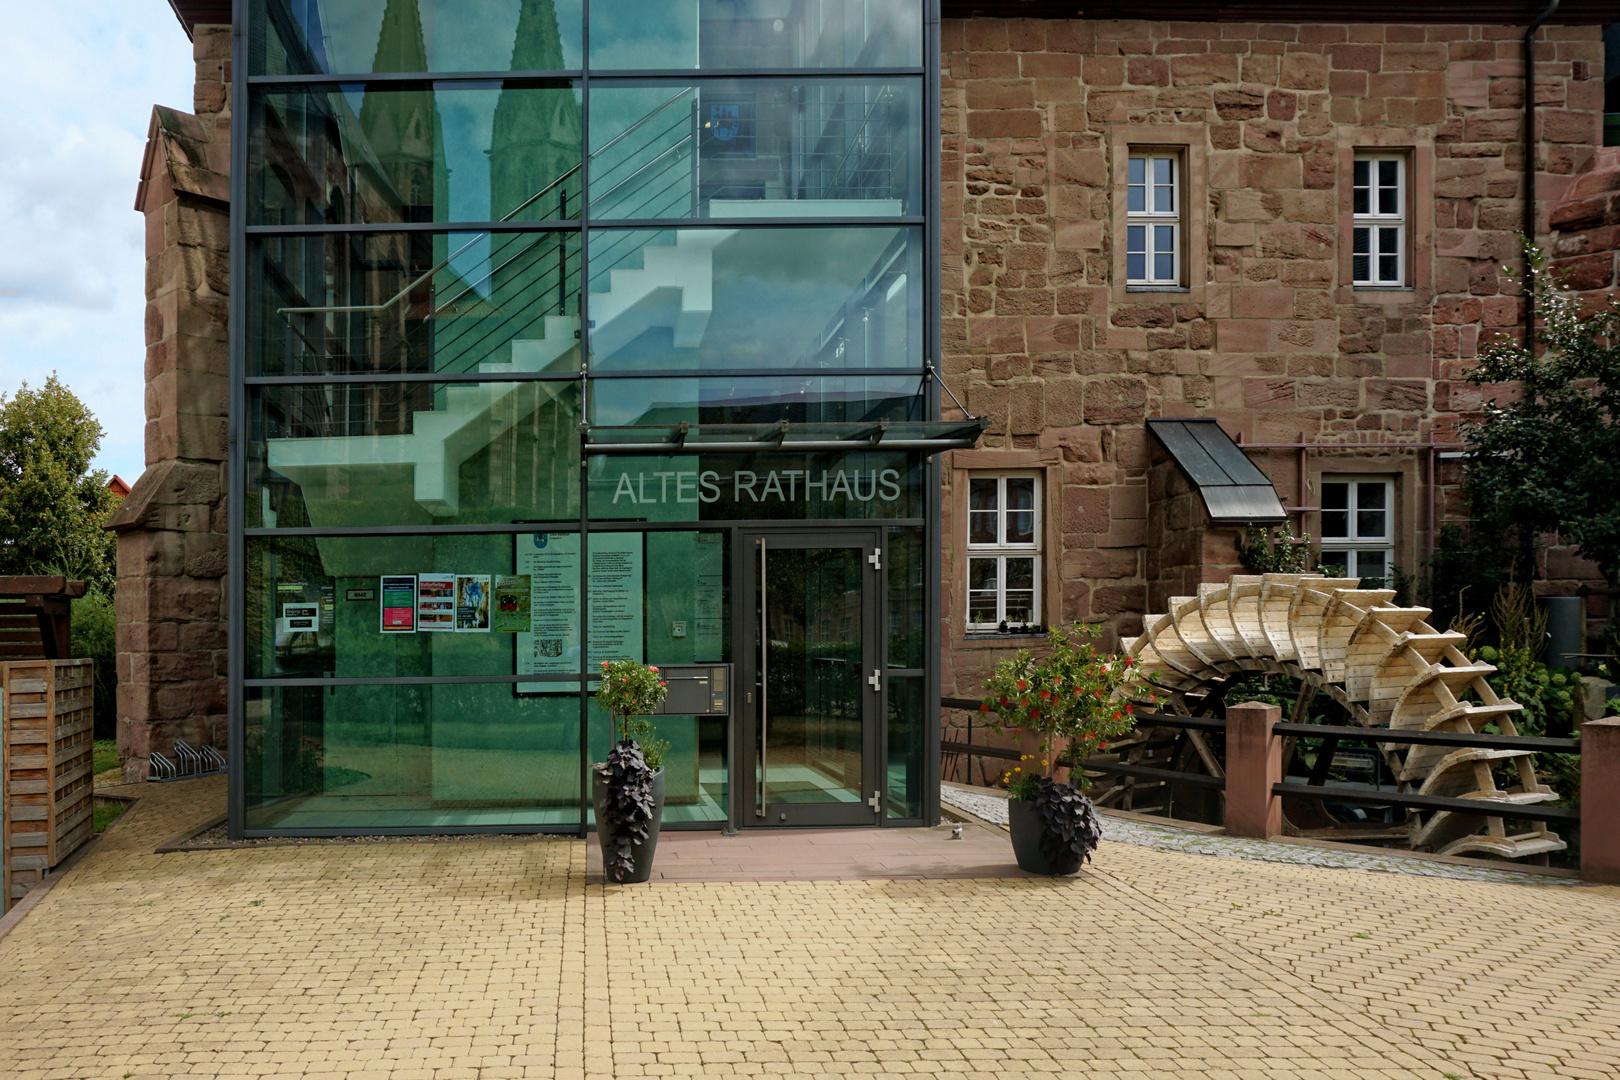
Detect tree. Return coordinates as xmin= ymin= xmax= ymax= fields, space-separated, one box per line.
xmin=0 ymin=375 xmax=119 ymax=590
xmin=1462 ymin=247 xmax=1620 ymax=647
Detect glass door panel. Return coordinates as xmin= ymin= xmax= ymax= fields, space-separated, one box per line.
xmin=747 ymin=532 xmax=879 ymax=826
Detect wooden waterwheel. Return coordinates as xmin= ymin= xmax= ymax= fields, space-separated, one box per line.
xmin=1109 ymin=573 xmax=1565 ymax=862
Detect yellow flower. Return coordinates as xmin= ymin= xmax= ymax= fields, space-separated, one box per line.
xmin=1014 ymin=767 xmax=1021 ymax=772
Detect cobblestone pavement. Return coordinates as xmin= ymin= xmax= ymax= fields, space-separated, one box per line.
xmin=940 ymin=784 xmax=1582 ymax=885
xmin=1 ymin=777 xmax=1617 ymax=1080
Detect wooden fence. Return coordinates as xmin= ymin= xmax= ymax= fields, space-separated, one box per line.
xmin=2 ymin=659 xmax=95 ymax=911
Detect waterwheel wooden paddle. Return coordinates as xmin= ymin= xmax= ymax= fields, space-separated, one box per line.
xmin=1115 ymin=573 xmax=1565 ymax=861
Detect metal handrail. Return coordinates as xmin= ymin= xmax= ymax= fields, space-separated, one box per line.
xmin=1274 ymin=722 xmax=1579 ymax=754
xmin=1272 ymin=782 xmax=1578 ymax=824
xmin=275 ymin=169 xmax=579 ymax=317
xmin=939 ymin=739 xmax=1226 ymax=791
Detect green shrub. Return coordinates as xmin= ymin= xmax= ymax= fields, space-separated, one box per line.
xmin=71 ymin=587 xmax=117 ymax=740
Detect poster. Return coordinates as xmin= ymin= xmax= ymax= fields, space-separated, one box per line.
xmin=692 ymin=534 xmax=724 ymax=661
xmin=516 ymin=532 xmax=643 ymax=693
xmin=456 ymin=575 xmax=491 ymax=632
xmin=417 ymin=573 xmax=456 ymax=632
xmin=492 ymin=574 xmax=532 ymax=633
xmin=380 ymin=575 xmax=417 ymax=632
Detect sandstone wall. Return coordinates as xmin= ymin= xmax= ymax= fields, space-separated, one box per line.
xmin=107 ymin=25 xmax=232 ymax=782
xmin=1537 ymin=145 xmax=1620 ymax=641
xmin=938 ymin=18 xmax=1605 ymax=697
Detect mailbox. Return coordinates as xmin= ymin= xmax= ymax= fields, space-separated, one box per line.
xmin=653 ymin=664 xmax=732 ymax=716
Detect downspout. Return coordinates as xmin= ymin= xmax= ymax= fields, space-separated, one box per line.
xmin=1523 ymin=0 xmax=1561 ymax=349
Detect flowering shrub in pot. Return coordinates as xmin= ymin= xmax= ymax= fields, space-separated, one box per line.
xmin=979 ymin=623 xmax=1158 ymax=875
xmin=592 ymin=659 xmax=669 ymax=883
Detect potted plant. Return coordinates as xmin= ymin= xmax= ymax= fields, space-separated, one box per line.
xmin=592 ymin=658 xmax=670 ymax=883
xmin=979 ymin=623 xmax=1157 ymax=876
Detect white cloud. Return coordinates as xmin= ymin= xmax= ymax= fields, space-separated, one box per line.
xmin=0 ymin=2 xmax=197 ymax=483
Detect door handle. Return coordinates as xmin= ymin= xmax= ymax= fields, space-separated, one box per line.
xmin=868 ymin=669 xmax=881 ymax=691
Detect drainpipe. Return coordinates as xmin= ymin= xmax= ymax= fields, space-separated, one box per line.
xmin=1524 ymin=0 xmax=1561 ymax=349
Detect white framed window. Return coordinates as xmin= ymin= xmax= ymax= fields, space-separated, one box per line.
xmin=1318 ymin=477 xmax=1394 ymax=586
xmin=1126 ymin=152 xmax=1180 ymax=287
xmin=1352 ymin=154 xmax=1406 ymax=287
xmin=966 ymin=473 xmax=1041 ymax=631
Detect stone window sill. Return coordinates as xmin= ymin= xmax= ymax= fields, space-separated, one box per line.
xmin=1126 ymin=285 xmax=1190 ymax=293
xmin=959 ymin=633 xmax=1049 ymax=649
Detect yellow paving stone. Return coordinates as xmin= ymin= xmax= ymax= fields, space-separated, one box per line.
xmin=0 ymin=776 xmax=1618 ymax=1079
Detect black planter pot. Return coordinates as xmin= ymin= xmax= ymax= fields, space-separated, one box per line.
xmin=1007 ymin=797 xmax=1083 ymax=876
xmin=592 ymin=768 xmax=665 ymax=884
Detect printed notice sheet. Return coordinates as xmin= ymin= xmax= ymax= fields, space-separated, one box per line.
xmin=418 ymin=573 xmax=456 ymax=631
xmin=492 ymin=574 xmax=532 ymax=632
xmin=516 ymin=532 xmax=643 ymax=693
xmin=456 ymin=575 xmax=491 ymax=632
xmin=380 ymin=575 xmax=417 ymax=633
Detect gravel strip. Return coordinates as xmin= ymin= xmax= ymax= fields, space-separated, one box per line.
xmin=941 ymin=784 xmax=1578 ymax=886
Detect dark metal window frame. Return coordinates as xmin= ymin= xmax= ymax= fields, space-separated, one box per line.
xmin=228 ymin=0 xmax=944 ymax=838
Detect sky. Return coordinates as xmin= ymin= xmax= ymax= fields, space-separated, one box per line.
xmin=0 ymin=2 xmax=196 ymax=483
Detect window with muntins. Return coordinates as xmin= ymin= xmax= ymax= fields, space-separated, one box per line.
xmin=966 ymin=474 xmax=1041 ymax=630
xmin=1318 ymin=477 xmax=1394 ymax=586
xmin=1353 ymin=154 xmax=1406 ymax=287
xmin=1126 ymin=152 xmax=1180 ymax=287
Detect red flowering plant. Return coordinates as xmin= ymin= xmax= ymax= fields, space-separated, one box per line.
xmin=979 ymin=622 xmax=1158 ymax=799
xmin=594 ymin=659 xmax=670 ymax=770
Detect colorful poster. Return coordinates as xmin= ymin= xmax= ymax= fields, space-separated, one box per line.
xmin=456 ymin=574 xmax=491 ymax=632
xmin=380 ymin=575 xmax=417 ymax=633
xmin=417 ymin=573 xmax=456 ymax=632
xmin=492 ymin=574 xmax=532 ymax=633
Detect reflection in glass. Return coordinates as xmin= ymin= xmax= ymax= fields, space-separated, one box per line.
xmin=589 ymin=375 xmax=923 ymax=426
xmin=589 ymin=0 xmax=921 ymax=71
xmin=886 ymin=674 xmax=923 ymax=819
xmin=255 ymin=0 xmax=584 ymax=76
xmin=968 ymin=478 xmax=996 ymax=544
xmin=1006 ymin=477 xmax=1035 ymax=543
xmin=967 ymin=558 xmax=997 ymax=625
xmin=251 ymin=85 xmax=582 ymax=226
xmin=589 ymin=80 xmax=920 ymax=219
xmin=1004 ymin=558 xmax=1035 ymax=624
xmin=250 ymin=232 xmax=580 ymax=376
xmin=758 ymin=546 xmax=864 ymax=808
xmin=244 ymin=683 xmax=583 ymax=830
xmin=887 ymin=526 xmax=924 ymax=668
xmin=587 ymin=227 xmax=921 ymax=370
xmin=248 ymin=382 xmax=582 ymax=527
xmin=246 ymin=533 xmax=573 ymax=679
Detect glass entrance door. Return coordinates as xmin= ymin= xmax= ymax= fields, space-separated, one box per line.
xmin=744 ymin=531 xmax=881 ymax=826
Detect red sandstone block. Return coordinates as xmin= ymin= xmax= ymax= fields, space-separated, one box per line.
xmin=1216 ymin=320 xmax=1270 ymax=352
xmin=1021 ymin=53 xmax=1084 ymax=77
xmin=967 ymin=110 xmax=1042 ymax=139
xmin=1230 ymin=287 xmax=1294 ymax=320
xmin=1171 ymin=53 xmax=1239 ymax=85
xmin=1085 ymin=55 xmax=1124 ymax=87
xmin=966 ymin=81 xmax=1034 ymax=111
xmin=1327 ymin=43 xmax=1382 ymax=71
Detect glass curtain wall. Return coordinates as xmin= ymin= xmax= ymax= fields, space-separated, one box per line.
xmin=238 ymin=0 xmax=930 ymax=834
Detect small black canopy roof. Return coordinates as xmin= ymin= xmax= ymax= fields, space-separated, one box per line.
xmin=1146 ymin=418 xmax=1287 ymax=525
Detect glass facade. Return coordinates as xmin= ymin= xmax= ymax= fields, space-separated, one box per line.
xmin=236 ymin=0 xmax=936 ymax=835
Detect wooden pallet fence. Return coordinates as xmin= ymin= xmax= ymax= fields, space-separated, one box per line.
xmin=2 ymin=659 xmax=95 ymax=911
